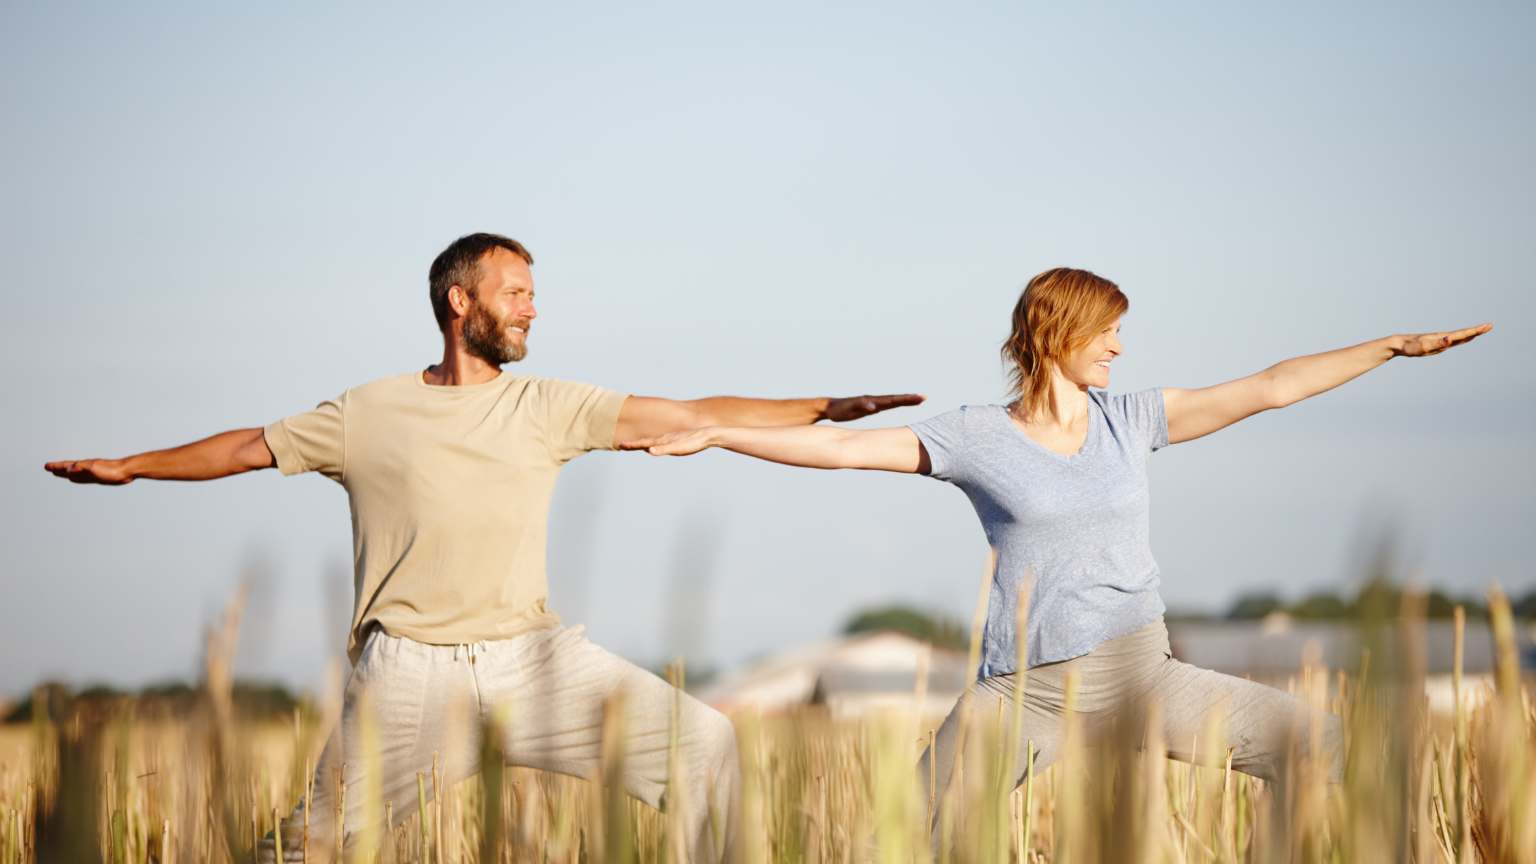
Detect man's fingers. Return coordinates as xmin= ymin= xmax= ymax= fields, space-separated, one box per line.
xmin=849 ymin=393 xmax=927 ymax=414
xmin=871 ymin=393 xmax=926 ymax=408
xmin=45 ymin=460 xmax=85 ymax=479
xmin=618 ymin=438 xmax=658 ymax=451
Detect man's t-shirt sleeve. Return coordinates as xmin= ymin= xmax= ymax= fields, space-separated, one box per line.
xmin=264 ymin=395 xmax=346 ymax=481
xmin=1109 ymin=388 xmax=1168 ymax=454
xmin=907 ymin=406 xmax=971 ymax=483
xmin=540 ymin=380 xmax=629 ymax=463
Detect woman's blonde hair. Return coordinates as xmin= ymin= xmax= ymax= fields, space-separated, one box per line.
xmin=1001 ymin=267 xmax=1128 ymax=420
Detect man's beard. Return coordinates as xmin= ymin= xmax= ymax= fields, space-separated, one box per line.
xmin=461 ymin=300 xmax=528 ymax=364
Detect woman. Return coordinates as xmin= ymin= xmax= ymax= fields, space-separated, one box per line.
xmin=622 ymin=268 xmax=1489 ymax=808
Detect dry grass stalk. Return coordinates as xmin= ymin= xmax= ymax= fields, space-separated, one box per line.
xmin=4 ymin=585 xmax=1533 ymax=863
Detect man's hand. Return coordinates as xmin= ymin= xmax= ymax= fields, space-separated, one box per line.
xmin=822 ymin=394 xmax=925 ymax=422
xmin=45 ymin=458 xmax=134 ymax=485
xmin=1391 ymin=323 xmax=1493 ymax=358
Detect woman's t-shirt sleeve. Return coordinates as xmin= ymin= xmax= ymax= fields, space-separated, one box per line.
xmin=1108 ymin=388 xmax=1168 ymax=453
xmin=907 ymin=407 xmax=971 ymax=483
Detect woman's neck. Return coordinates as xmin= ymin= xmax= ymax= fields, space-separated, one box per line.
xmin=1019 ymin=375 xmax=1090 ymax=428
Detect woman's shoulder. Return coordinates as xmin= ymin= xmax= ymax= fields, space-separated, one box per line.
xmin=908 ymin=403 xmax=1012 ymax=449
xmin=1091 ymin=387 xmax=1162 ymax=412
xmin=1090 ymin=388 xmax=1168 ymax=448
xmin=915 ymin=402 xmax=1010 ymax=426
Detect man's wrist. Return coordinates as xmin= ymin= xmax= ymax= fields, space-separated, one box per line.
xmin=811 ymin=397 xmax=833 ymax=422
xmin=1383 ymin=334 xmax=1409 ymax=358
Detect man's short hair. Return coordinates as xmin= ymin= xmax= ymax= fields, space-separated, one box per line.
xmin=428 ymin=233 xmax=534 ymax=329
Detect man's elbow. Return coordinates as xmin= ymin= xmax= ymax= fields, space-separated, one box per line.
xmin=235 ymin=428 xmax=277 ymax=472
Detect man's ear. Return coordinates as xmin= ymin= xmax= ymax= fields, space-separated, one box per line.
xmin=448 ymin=284 xmax=473 ymax=318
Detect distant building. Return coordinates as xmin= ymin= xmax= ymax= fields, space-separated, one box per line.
xmin=703 ymin=618 xmax=1533 ymax=720
xmin=1166 ymin=617 xmax=1535 ymax=717
xmin=1164 ymin=617 xmax=1507 ymax=678
xmin=700 ymin=631 xmax=969 ymax=719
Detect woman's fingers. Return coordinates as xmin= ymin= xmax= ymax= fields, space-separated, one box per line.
xmin=648 ymin=434 xmax=708 ymax=456
xmin=1450 ymin=322 xmax=1493 ymax=344
xmin=619 ymin=431 xmax=707 ymax=456
xmin=1402 ymin=322 xmax=1492 ymax=357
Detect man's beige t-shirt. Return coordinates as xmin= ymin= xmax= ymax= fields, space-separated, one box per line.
xmin=264 ymin=371 xmax=628 ymax=664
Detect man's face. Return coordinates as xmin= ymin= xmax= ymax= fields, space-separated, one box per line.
xmin=459 ymin=248 xmax=537 ymax=365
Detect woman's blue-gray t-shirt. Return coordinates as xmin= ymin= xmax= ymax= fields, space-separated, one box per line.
xmin=909 ymin=388 xmax=1168 ymax=677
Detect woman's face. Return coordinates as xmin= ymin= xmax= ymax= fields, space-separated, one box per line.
xmin=1060 ymin=317 xmax=1123 ymax=389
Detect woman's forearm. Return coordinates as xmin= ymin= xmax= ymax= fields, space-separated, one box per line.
xmin=710 ymin=425 xmax=860 ymax=468
xmin=1263 ymin=335 xmax=1405 ymax=408
xmin=701 ymin=424 xmax=923 ymax=472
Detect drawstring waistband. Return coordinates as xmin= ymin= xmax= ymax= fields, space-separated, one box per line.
xmin=453 ymin=641 xmax=486 ymax=663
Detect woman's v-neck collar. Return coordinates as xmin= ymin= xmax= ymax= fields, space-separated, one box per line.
xmin=997 ymin=400 xmax=1100 ymax=464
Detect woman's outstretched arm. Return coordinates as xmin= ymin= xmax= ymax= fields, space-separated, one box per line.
xmin=1163 ymin=323 xmax=1492 ymax=445
xmin=620 ymin=424 xmax=930 ymax=473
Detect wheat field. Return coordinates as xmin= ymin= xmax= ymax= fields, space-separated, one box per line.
xmin=1 ymin=590 xmax=1531 ymax=863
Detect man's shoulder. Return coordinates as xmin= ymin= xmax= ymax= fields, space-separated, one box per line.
xmin=346 ymin=372 xmax=423 ymax=399
xmin=340 ymin=372 xmax=621 ymax=410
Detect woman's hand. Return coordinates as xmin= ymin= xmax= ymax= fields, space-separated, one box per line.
xmin=1391 ymin=323 xmax=1493 ymax=358
xmin=619 ymin=427 xmax=721 ymax=456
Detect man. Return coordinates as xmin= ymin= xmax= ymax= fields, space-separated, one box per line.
xmin=45 ymin=232 xmax=923 ymax=862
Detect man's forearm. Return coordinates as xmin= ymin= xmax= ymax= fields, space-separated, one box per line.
xmin=690 ymin=396 xmax=831 ymax=428
xmin=123 ymin=428 xmax=275 ymax=481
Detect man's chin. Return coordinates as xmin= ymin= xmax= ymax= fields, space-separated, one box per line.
xmin=465 ymin=341 xmax=526 ymax=366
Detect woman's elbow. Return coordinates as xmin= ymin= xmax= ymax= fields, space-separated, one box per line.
xmin=1256 ymin=371 xmax=1293 ymax=411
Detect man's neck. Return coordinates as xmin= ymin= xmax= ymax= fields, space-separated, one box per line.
xmin=424 ymin=342 xmax=503 ymax=387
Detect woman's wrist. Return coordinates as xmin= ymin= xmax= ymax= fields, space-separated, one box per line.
xmin=1383 ymin=334 xmax=1410 ymax=358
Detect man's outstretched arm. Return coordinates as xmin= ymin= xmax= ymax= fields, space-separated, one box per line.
xmin=44 ymin=428 xmax=276 ymax=485
xmin=612 ymin=393 xmax=924 ymax=445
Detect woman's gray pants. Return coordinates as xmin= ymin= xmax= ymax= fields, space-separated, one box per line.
xmin=919 ymin=617 xmax=1343 ymax=822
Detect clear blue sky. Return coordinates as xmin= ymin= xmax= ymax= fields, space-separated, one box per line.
xmin=3 ymin=1 xmax=1532 ymax=697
